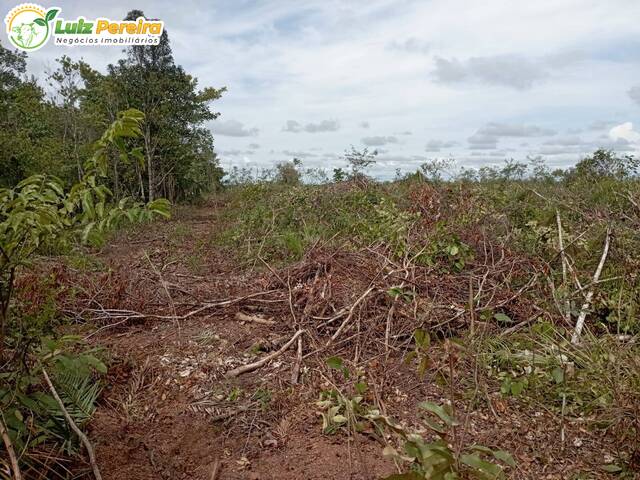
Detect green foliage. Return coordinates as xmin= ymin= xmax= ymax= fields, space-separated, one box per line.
xmin=0 ymin=109 xmax=170 ymax=294
xmin=276 ymin=159 xmax=302 ymax=185
xmin=344 ymin=146 xmax=377 ymax=177
xmin=420 ymin=158 xmax=454 ymax=183
xmin=570 ymin=149 xmax=639 ymax=181
xmin=0 ymin=110 xmax=170 ymax=474
xmin=483 ymin=325 xmax=640 ymax=417
xmin=333 ymin=167 xmax=347 ymax=182
xmin=317 ymin=357 xmax=371 ymax=435
xmin=404 ymin=328 xmax=431 ymax=378
xmin=0 ymin=335 xmax=106 ymax=464
xmin=373 ymin=401 xmax=514 ymax=480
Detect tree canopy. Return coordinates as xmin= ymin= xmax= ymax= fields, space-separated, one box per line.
xmin=0 ymin=9 xmax=225 ymax=201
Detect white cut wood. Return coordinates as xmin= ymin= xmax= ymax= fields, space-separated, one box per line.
xmin=571 ymin=227 xmax=611 ymax=344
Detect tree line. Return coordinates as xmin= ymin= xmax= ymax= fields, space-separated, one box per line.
xmin=0 ymin=9 xmax=225 ymax=202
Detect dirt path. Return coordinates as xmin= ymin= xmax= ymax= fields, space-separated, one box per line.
xmin=74 ymin=203 xmax=392 ymax=480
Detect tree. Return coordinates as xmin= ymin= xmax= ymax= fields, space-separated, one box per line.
xmin=571 ymin=149 xmax=639 ymax=180
xmin=276 ymin=158 xmax=302 ymax=185
xmin=0 ymin=41 xmax=27 ymax=89
xmin=0 ymin=41 xmax=64 ymax=187
xmin=333 ymin=167 xmax=347 ymax=182
xmin=344 ymin=146 xmax=377 ymax=177
xmin=420 ymin=157 xmax=454 ymax=183
xmin=46 ymin=56 xmax=97 ymax=182
xmin=99 ymin=10 xmax=226 ymax=202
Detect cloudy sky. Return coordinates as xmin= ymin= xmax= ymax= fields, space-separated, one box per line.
xmin=14 ymin=0 xmax=640 ymax=178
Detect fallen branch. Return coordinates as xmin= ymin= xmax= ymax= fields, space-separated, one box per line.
xmin=571 ymin=227 xmax=612 ymax=344
xmin=209 ymin=457 xmax=221 ymax=480
xmin=0 ymin=415 xmax=22 ymax=480
xmin=329 ymin=286 xmax=376 ymax=343
xmin=234 ymin=312 xmax=276 ymax=325
xmin=291 ymin=335 xmax=303 ymax=384
xmin=81 ymin=290 xmax=280 ymax=324
xmin=42 ymin=369 xmax=102 ymax=480
xmin=556 ymin=209 xmax=571 ymax=325
xmin=225 ymin=330 xmax=305 ymax=378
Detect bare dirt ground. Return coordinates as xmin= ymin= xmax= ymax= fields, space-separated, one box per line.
xmin=48 ymin=200 xmax=624 ymax=480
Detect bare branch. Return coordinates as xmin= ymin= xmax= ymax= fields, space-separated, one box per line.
xmin=571 ymin=227 xmax=612 ymax=344
xmin=0 ymin=415 xmax=22 ymax=480
xmin=225 ymin=329 xmax=305 ymax=378
xmin=42 ymin=368 xmax=102 ymax=480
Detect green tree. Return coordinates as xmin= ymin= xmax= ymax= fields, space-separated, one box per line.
xmin=46 ymin=56 xmax=98 ymax=182
xmin=571 ymin=149 xmax=639 ymax=180
xmin=344 ymin=146 xmax=377 ymax=178
xmin=98 ymin=10 xmax=226 ymax=201
xmin=276 ymin=158 xmax=302 ymax=185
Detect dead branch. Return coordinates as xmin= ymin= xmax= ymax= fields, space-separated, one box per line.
xmin=42 ymin=368 xmax=102 ymax=480
xmin=209 ymin=458 xmax=221 ymax=480
xmin=225 ymin=329 xmax=305 ymax=378
xmin=329 ymin=286 xmax=376 ymax=343
xmin=0 ymin=415 xmax=22 ymax=480
xmin=291 ymin=335 xmax=303 ymax=384
xmin=234 ymin=312 xmax=276 ymax=325
xmin=556 ymin=209 xmax=571 ymax=325
xmin=81 ymin=290 xmax=280 ymax=324
xmin=468 ymin=275 xmax=476 ymax=336
xmin=571 ymin=227 xmax=612 ymax=344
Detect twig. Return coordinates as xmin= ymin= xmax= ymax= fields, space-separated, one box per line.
xmin=468 ymin=275 xmax=475 ymax=336
xmin=225 ymin=330 xmax=305 ymax=378
xmin=209 ymin=458 xmax=221 ymax=480
xmin=0 ymin=415 xmax=22 ymax=480
xmin=42 ymin=369 xmax=102 ymax=480
xmin=84 ymin=317 xmax=131 ymax=340
xmin=571 ymin=227 xmax=612 ymax=344
xmin=500 ymin=306 xmax=544 ymax=336
xmin=209 ymin=404 xmax=254 ymax=421
xmin=291 ymin=336 xmax=303 ymax=384
xmin=82 ymin=290 xmax=280 ymax=323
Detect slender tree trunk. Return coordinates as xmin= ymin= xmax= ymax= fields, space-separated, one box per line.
xmin=144 ymin=127 xmax=155 ymax=202
xmin=0 ymin=267 xmax=15 ymax=360
xmin=113 ymin=158 xmax=120 ymax=199
xmin=134 ymin=161 xmax=145 ymax=201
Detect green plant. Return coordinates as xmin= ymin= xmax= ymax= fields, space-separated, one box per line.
xmin=0 ymin=335 xmax=106 ymax=476
xmin=317 ymin=356 xmax=371 ymax=435
xmin=0 ymin=110 xmax=170 ymax=477
xmin=404 ymin=328 xmax=431 ymax=378
xmin=371 ymin=401 xmax=515 ymax=480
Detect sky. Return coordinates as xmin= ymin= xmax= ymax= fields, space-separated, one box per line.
xmin=9 ymin=0 xmax=640 ymax=179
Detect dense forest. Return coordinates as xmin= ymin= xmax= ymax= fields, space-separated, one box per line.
xmin=1 ymin=7 xmax=640 ymax=480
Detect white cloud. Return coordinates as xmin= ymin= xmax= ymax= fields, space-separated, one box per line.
xmin=283 ymin=119 xmax=340 ymax=133
xmin=433 ymin=54 xmax=549 ymax=90
xmin=212 ymin=119 xmax=259 ymax=137
xmin=609 ymin=122 xmax=640 ymax=144
xmin=628 ymin=86 xmax=640 ymax=106
xmin=425 ymin=139 xmax=457 ymax=152
xmin=362 ymin=136 xmax=398 ymax=146
xmin=478 ymin=123 xmax=556 ymax=137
